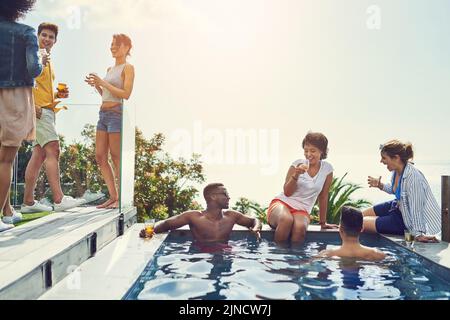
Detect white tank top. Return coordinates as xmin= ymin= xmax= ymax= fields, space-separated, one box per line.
xmin=275 ymin=159 xmax=333 ymax=213
xmin=101 ymin=63 xmax=126 ymax=103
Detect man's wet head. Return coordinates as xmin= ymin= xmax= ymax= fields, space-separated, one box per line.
xmin=340 ymin=206 xmax=363 ymax=239
xmin=203 ymin=183 xmax=230 ymax=209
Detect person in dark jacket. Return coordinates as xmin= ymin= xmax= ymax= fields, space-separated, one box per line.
xmin=0 ymin=0 xmax=43 ymax=232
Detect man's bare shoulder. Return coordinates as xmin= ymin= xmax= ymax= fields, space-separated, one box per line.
xmin=362 ymin=246 xmax=386 ymax=261
xmin=182 ymin=210 xmax=203 ymax=217
xmin=369 ymin=249 xmax=386 ymax=261
xmin=223 ymin=210 xmax=245 ymax=218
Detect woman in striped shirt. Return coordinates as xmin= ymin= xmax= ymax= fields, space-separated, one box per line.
xmin=362 ymin=140 xmax=441 ymax=243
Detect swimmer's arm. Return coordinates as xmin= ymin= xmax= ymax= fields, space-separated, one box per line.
xmin=233 ymin=211 xmax=262 ymax=240
xmin=153 ymin=211 xmax=193 ymax=233
xmin=233 ymin=211 xmax=262 ymax=230
xmin=373 ymin=249 xmax=386 ymax=261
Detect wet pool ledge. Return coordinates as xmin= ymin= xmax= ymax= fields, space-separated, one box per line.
xmin=382 ymin=234 xmax=450 ymax=270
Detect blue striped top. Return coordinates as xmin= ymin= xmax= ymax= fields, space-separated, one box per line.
xmin=382 ymin=163 xmax=441 ymax=236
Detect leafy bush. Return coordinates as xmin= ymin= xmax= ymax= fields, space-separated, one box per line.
xmin=310 ymin=173 xmax=372 ymax=224
xmin=233 ymin=197 xmax=268 ymax=224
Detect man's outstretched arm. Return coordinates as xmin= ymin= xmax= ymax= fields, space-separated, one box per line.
xmin=140 ymin=211 xmax=193 ymax=238
xmin=233 ymin=211 xmax=262 ymax=239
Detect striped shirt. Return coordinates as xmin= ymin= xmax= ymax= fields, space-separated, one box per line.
xmin=382 ymin=163 xmax=441 ymax=236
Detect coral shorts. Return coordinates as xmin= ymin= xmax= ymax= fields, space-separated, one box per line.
xmin=0 ymin=87 xmax=35 ymax=147
xmin=266 ymin=199 xmax=310 ymax=225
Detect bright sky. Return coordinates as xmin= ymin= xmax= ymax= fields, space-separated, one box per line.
xmin=22 ymin=0 xmax=450 ymax=207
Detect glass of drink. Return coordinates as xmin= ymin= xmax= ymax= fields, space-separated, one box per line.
xmin=304 ymin=159 xmax=310 ymax=170
xmin=57 ymin=83 xmax=67 ymax=93
xmin=404 ymin=229 xmax=414 ymax=244
xmin=39 ymin=48 xmax=49 ymax=65
xmin=144 ymin=219 xmax=156 ymax=238
xmin=300 ymin=159 xmax=310 ymax=175
xmin=87 ymin=73 xmax=98 ymax=94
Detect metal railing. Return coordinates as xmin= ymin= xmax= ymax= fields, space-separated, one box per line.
xmin=442 ymin=176 xmax=450 ymax=242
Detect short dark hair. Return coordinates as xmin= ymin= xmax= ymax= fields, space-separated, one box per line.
xmin=113 ymin=33 xmax=132 ymax=56
xmin=38 ymin=23 xmax=59 ymax=39
xmin=0 ymin=0 xmax=36 ymax=21
xmin=302 ymin=132 xmax=329 ymax=160
xmin=340 ymin=206 xmax=363 ymax=237
xmin=203 ymin=183 xmax=224 ymax=201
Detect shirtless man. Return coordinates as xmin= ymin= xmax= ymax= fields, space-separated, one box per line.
xmin=139 ymin=183 xmax=262 ymax=242
xmin=318 ymin=206 xmax=386 ymax=261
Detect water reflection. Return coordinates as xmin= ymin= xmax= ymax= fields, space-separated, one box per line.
xmin=128 ymin=238 xmax=450 ymax=300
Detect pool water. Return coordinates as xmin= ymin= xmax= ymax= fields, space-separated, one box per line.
xmin=124 ymin=233 xmax=450 ymax=300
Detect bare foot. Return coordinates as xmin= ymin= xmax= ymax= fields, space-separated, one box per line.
xmin=106 ymin=200 xmax=119 ymax=209
xmin=96 ymin=198 xmax=116 ymax=209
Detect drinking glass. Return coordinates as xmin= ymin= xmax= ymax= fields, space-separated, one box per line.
xmin=300 ymin=159 xmax=310 ymax=176
xmin=404 ymin=229 xmax=414 ymax=244
xmin=87 ymin=72 xmax=98 ymax=94
xmin=144 ymin=219 xmax=156 ymax=238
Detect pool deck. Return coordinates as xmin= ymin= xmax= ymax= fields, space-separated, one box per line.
xmin=0 ymin=205 xmax=137 ymax=300
xmin=39 ymin=224 xmax=450 ymax=300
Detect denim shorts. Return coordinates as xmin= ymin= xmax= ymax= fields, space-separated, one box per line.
xmin=373 ymin=200 xmax=406 ymax=235
xmin=97 ymin=105 xmax=122 ymax=133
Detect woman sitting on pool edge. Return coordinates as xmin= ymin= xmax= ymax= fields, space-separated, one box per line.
xmin=363 ymin=140 xmax=441 ymax=243
xmin=267 ymin=132 xmax=338 ymax=244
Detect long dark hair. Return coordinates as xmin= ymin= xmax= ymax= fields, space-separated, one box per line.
xmin=0 ymin=0 xmax=36 ymax=21
xmin=380 ymin=140 xmax=414 ymax=164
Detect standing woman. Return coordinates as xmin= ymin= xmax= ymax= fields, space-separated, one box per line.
xmin=363 ymin=140 xmax=441 ymax=243
xmin=0 ymin=0 xmax=43 ymax=231
xmin=85 ymin=34 xmax=135 ymax=209
xmin=267 ymin=132 xmax=338 ymax=244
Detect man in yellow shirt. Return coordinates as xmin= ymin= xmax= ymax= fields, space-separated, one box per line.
xmin=19 ymin=23 xmax=85 ymax=214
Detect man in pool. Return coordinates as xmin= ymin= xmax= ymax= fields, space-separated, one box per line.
xmin=139 ymin=183 xmax=262 ymax=242
xmin=318 ymin=206 xmax=386 ymax=261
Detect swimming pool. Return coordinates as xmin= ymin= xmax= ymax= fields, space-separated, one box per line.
xmin=123 ymin=231 xmax=450 ymax=300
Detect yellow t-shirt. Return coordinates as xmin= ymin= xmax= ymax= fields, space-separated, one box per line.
xmin=33 ymin=62 xmax=55 ymax=108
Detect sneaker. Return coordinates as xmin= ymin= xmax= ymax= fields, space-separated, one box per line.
xmin=39 ymin=198 xmax=53 ymax=208
xmin=2 ymin=208 xmax=22 ymax=224
xmin=82 ymin=190 xmax=105 ymax=204
xmin=21 ymin=200 xmax=53 ymax=214
xmin=54 ymin=196 xmax=87 ymax=212
xmin=0 ymin=220 xmax=14 ymax=232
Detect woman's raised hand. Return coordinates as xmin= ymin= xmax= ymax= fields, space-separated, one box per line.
xmin=84 ymin=75 xmax=95 ymax=87
xmin=368 ymin=176 xmax=381 ymax=188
